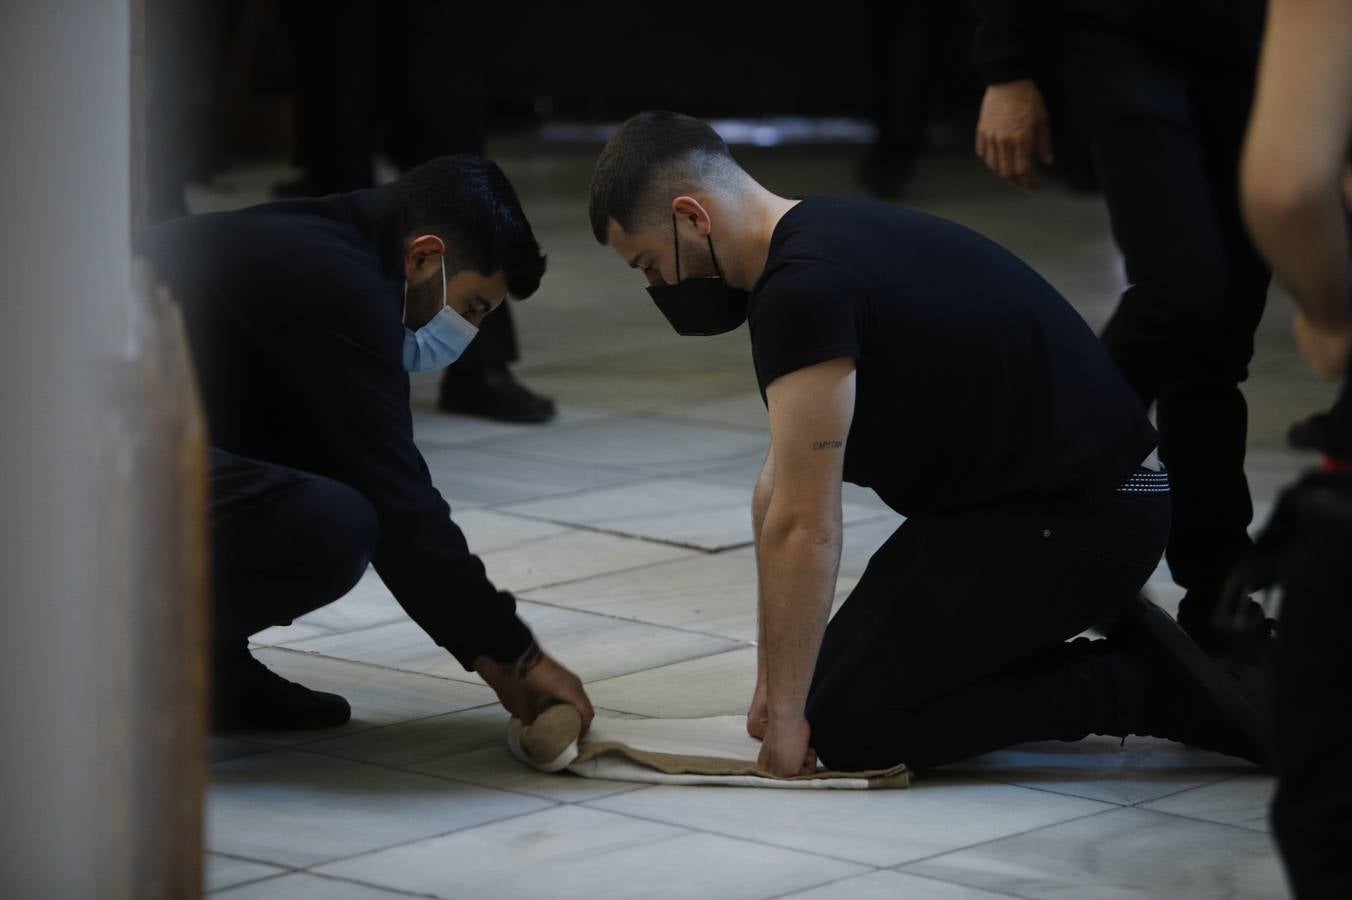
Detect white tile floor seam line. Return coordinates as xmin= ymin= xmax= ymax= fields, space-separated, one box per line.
xmin=516 ymin=593 xmax=760 ymax=647
xmin=1124 ymin=770 xmax=1254 ymax=808
xmin=473 ymin=470 xmax=677 ymax=511
xmin=758 ymin=871 xmax=888 ymax=900
xmin=477 ymin=508 xmax=757 ymax=554
xmin=236 ymin=800 xmax=568 ymax=875
xmin=572 ymin=801 xmax=904 ymax=872
xmin=583 ymin=645 xmax=759 ymax=690
xmin=279 ymin=743 xmax=621 ymax=807
xmin=283 ymin=871 xmax=439 ymax=899
xmin=242 ymin=644 xmax=490 ymax=686
xmin=949 ymin=771 xmax=1133 ymax=807
xmin=1134 ymin=804 xmax=1277 ymax=836
xmin=262 ymin=702 xmax=505 ymax=752
xmin=889 ymin=806 xmax=1127 ymax=872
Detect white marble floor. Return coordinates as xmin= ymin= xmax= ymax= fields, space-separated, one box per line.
xmin=199 ymin=141 xmax=1331 ymax=899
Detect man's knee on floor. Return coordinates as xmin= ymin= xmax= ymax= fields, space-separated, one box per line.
xmin=809 ymin=708 xmax=905 ymax=773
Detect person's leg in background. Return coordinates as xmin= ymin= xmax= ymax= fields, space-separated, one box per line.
xmin=393 ymin=0 xmax=556 ymax=423
xmin=210 ymin=449 xmax=378 ymax=729
xmin=1058 ymin=18 xmax=1270 ymax=652
xmin=275 ymin=0 xmax=381 ymax=196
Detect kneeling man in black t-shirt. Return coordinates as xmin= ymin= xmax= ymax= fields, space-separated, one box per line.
xmin=589 ymin=111 xmax=1268 ymax=777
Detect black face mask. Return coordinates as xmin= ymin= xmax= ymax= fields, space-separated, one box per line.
xmin=645 ymin=215 xmax=750 ymax=336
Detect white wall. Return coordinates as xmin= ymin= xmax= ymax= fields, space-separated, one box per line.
xmin=0 ymin=3 xmax=133 ymax=896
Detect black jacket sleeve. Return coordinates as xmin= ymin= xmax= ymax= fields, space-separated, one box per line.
xmin=255 ymin=296 xmax=533 ymax=670
xmin=969 ymin=0 xmax=1047 ymax=85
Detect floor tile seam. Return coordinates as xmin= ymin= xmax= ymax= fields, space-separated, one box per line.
xmin=760 ymin=869 xmax=1027 ymax=900
xmin=283 ymin=743 xmax=583 ymax=805
xmin=582 ymin=644 xmax=758 ymax=689
xmin=205 ymin=868 xmax=305 ymax=896
xmin=255 ymin=630 xmax=750 ymax=700
xmin=633 ymin=408 xmax=770 ymax=437
xmin=468 ymin=438 xmax=774 ymax=479
xmin=575 ymin=799 xmax=891 ymax=870
xmin=413 ymin=413 xmax=625 ymax=451
xmin=888 ymin=805 xmax=1125 ymax=871
xmin=758 ymin=868 xmax=886 ymax=900
xmin=266 ymin=702 xmax=505 ymax=752
xmin=254 ymin=613 xmax=406 ymax=643
xmin=248 ymin=644 xmax=500 ymax=690
xmin=289 ymin=868 xmax=441 ymax=898
xmin=481 ymin=506 xmax=752 ymax=553
xmin=472 ymin=469 xmax=678 ymax=510
xmin=296 ymin=801 xmax=711 ymax=883
xmin=931 ymin=771 xmax=1131 ymax=807
xmin=514 ymin=593 xmax=757 ymax=646
xmin=1131 ymin=804 xmax=1273 ymax=836
xmin=1125 ymin=770 xmax=1253 ymax=808
xmin=285 ymin=803 xmax=567 ymax=875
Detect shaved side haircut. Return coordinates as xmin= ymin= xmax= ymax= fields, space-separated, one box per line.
xmin=589 ymin=111 xmax=748 ymax=243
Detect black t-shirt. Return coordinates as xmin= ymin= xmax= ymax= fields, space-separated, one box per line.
xmin=749 ymin=197 xmax=1156 ymax=516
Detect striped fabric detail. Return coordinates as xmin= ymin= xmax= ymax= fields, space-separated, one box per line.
xmin=1116 ymin=467 xmax=1170 ymax=494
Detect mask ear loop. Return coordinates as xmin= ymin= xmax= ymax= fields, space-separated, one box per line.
xmin=670 ymin=214 xmax=682 ymax=283
xmin=705 ymin=232 xmax=725 ymax=279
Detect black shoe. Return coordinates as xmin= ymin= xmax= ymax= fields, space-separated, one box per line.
xmin=1112 ymin=595 xmax=1269 ymax=767
xmin=1287 ymin=411 xmax=1331 ymax=452
xmin=213 ymin=651 xmax=351 ymax=731
xmin=438 ymin=365 xmax=557 ymax=424
xmin=1177 ymin=591 xmax=1277 ymax=667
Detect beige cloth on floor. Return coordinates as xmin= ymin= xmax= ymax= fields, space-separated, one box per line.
xmin=507 ymin=705 xmax=909 ymax=790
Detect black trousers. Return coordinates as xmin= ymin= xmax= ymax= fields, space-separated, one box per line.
xmin=209 ymin=449 xmax=377 ymax=660
xmin=1058 ymin=22 xmax=1270 ymax=598
xmin=807 ymin=485 xmax=1170 ymax=772
xmin=1261 ymin=481 xmax=1352 ymax=899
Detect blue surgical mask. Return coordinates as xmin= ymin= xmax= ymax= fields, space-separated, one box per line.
xmin=401 ymin=258 xmax=480 ymax=372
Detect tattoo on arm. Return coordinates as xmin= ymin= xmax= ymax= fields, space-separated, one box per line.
xmin=812 ymin=439 xmax=843 ymax=450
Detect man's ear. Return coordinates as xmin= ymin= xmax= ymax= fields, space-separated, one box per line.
xmin=671 ymin=196 xmax=712 ymax=236
xmin=404 ymin=234 xmax=446 ymax=280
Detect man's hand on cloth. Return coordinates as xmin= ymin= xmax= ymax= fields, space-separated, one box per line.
xmin=476 ymin=650 xmax=595 ymax=735
xmin=756 ymin=714 xmax=818 ymax=777
xmin=746 ymin=678 xmax=769 ymax=740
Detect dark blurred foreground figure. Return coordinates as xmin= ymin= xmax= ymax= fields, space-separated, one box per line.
xmin=590 ymin=111 xmax=1267 ymax=778
xmin=136 ymin=156 xmax=593 ymax=735
xmin=970 ymin=0 xmax=1273 ymax=659
xmin=1241 ymin=1 xmax=1352 ymax=894
xmin=277 ymin=0 xmax=554 ymax=423
xmin=858 ymin=0 xmax=976 ymax=198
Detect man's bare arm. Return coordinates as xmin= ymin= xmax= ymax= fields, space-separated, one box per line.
xmin=1242 ymin=0 xmax=1352 ymax=328
xmin=755 ymin=357 xmax=856 ymax=775
xmin=747 ymin=445 xmax=775 ymax=738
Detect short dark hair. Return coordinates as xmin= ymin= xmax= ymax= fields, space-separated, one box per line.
xmin=393 ymin=155 xmax=546 ymax=299
xmin=589 ymin=111 xmax=737 ymax=244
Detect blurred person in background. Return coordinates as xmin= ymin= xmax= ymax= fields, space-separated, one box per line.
xmin=277 ymin=0 xmax=556 ymax=422
xmin=970 ymin=0 xmax=1275 ymax=661
xmin=1241 ymin=1 xmax=1352 ymax=894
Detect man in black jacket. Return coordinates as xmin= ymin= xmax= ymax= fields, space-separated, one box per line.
xmin=969 ymin=0 xmax=1273 ymax=656
xmin=137 ymin=155 xmax=593 ymax=732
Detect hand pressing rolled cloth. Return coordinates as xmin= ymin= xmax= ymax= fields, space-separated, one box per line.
xmin=507 ymin=705 xmax=909 ymax=790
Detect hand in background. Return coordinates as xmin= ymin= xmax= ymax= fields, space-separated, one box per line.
xmin=976 ymin=79 xmax=1055 ymax=191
